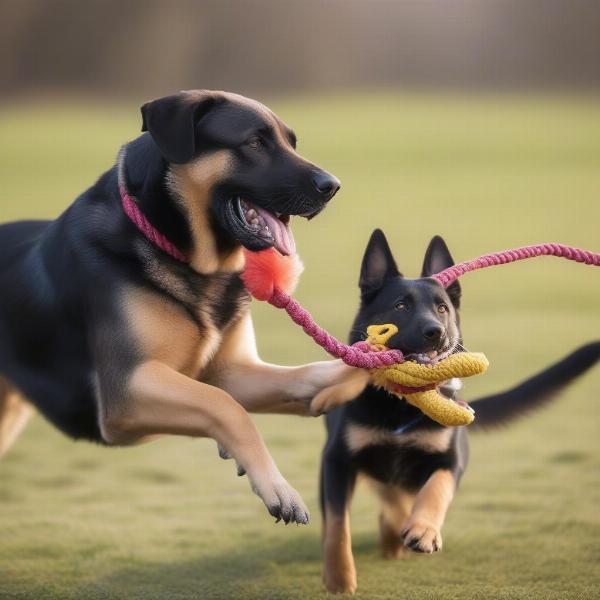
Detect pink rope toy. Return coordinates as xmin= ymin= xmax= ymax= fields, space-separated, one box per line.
xmin=116 ymin=182 xmax=599 ymax=368
xmin=241 ymin=243 xmax=600 ymax=368
xmin=431 ymin=243 xmax=600 ymax=288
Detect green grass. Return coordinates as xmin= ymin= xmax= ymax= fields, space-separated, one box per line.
xmin=1 ymin=92 xmax=600 ymax=599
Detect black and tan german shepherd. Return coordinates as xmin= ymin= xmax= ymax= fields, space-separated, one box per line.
xmin=0 ymin=90 xmax=363 ymax=525
xmin=317 ymin=229 xmax=600 ymax=594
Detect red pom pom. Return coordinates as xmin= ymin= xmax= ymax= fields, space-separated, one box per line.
xmin=242 ymin=248 xmax=304 ymax=301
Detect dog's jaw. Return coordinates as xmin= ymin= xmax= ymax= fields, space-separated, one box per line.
xmin=238 ymin=198 xmax=296 ymax=256
xmin=212 ymin=196 xmax=297 ymax=256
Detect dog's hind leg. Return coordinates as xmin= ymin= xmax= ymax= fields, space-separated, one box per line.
xmin=0 ymin=378 xmax=33 ymax=459
xmin=372 ymin=483 xmax=415 ymax=559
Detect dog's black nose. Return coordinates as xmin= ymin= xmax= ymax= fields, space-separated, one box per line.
xmin=312 ymin=171 xmax=340 ymax=200
xmin=423 ymin=324 xmax=444 ymax=341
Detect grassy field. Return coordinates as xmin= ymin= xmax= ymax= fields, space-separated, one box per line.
xmin=1 ymin=92 xmax=599 ymax=599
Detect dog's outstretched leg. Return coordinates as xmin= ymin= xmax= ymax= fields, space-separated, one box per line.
xmin=213 ymin=359 xmax=366 ymax=415
xmin=0 ymin=378 xmax=33 ymax=459
xmin=206 ymin=313 xmax=368 ymax=415
xmin=98 ymin=360 xmax=309 ymax=524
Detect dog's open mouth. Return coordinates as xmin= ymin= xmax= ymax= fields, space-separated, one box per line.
xmin=235 ymin=197 xmax=296 ymax=256
xmin=405 ymin=345 xmax=454 ymax=366
xmin=399 ymin=343 xmax=475 ymax=414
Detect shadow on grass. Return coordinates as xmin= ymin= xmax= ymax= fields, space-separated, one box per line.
xmin=75 ymin=532 xmax=379 ymax=600
xmin=73 ymin=534 xmax=350 ymax=600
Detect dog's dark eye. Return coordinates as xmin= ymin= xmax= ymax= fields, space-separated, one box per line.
xmin=246 ymin=136 xmax=263 ymax=150
xmin=438 ymin=303 xmax=449 ymax=314
xmin=395 ymin=302 xmax=407 ymax=311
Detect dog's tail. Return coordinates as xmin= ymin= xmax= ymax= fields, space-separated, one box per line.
xmin=469 ymin=341 xmax=600 ymax=430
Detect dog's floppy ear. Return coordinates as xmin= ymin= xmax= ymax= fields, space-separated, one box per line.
xmin=422 ymin=235 xmax=461 ymax=307
xmin=359 ymin=229 xmax=401 ymax=296
xmin=141 ymin=92 xmax=216 ymax=164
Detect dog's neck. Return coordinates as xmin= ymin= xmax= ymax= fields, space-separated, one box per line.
xmin=118 ymin=135 xmax=243 ymax=274
xmin=167 ymin=161 xmax=245 ymax=274
xmin=119 ymin=136 xmax=192 ymax=255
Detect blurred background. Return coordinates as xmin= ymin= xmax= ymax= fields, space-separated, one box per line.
xmin=1 ymin=2 xmax=599 ymax=599
xmin=2 ymin=0 xmax=600 ymax=96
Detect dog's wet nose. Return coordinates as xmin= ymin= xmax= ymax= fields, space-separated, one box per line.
xmin=423 ymin=324 xmax=444 ymax=342
xmin=311 ymin=171 xmax=340 ymax=200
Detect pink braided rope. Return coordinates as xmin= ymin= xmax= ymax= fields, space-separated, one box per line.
xmin=264 ymin=241 xmax=599 ymax=368
xmin=432 ymin=243 xmax=600 ymax=288
xmin=269 ymin=288 xmax=405 ymax=368
xmin=120 ymin=186 xmax=188 ymax=264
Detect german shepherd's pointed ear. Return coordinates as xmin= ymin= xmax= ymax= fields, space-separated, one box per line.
xmin=359 ymin=229 xmax=401 ymax=297
xmin=422 ymin=235 xmax=461 ymax=308
xmin=141 ymin=92 xmax=217 ymax=164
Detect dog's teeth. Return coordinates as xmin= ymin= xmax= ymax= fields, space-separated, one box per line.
xmin=247 ymin=209 xmax=257 ymax=219
xmin=427 ymin=351 xmax=438 ymax=359
xmin=258 ymin=226 xmax=273 ymax=239
xmin=250 ymin=218 xmax=259 ymax=225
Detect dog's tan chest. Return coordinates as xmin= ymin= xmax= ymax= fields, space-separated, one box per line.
xmin=345 ymin=423 xmax=453 ymax=454
xmin=123 ymin=287 xmax=229 ymax=378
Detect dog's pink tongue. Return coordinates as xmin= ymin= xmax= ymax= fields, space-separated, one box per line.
xmin=255 ymin=207 xmax=296 ymax=256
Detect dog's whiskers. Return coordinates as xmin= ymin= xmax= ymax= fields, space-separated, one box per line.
xmin=452 ymin=340 xmax=470 ymax=354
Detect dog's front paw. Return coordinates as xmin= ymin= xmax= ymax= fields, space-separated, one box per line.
xmin=248 ymin=473 xmax=310 ymax=525
xmin=400 ymin=519 xmax=442 ymax=553
xmin=309 ymin=386 xmax=342 ymax=416
xmin=308 ymin=369 xmax=370 ymax=416
xmin=291 ymin=360 xmax=357 ymax=404
xmin=323 ymin=572 xmax=357 ymax=595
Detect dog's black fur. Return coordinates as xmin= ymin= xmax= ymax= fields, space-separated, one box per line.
xmin=0 ymin=90 xmax=340 ymax=445
xmin=320 ymin=229 xmax=600 ymax=590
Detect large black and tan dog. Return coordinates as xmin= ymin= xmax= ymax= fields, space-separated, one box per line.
xmin=0 ymin=90 xmax=362 ymax=524
xmin=316 ymin=229 xmax=600 ymax=593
